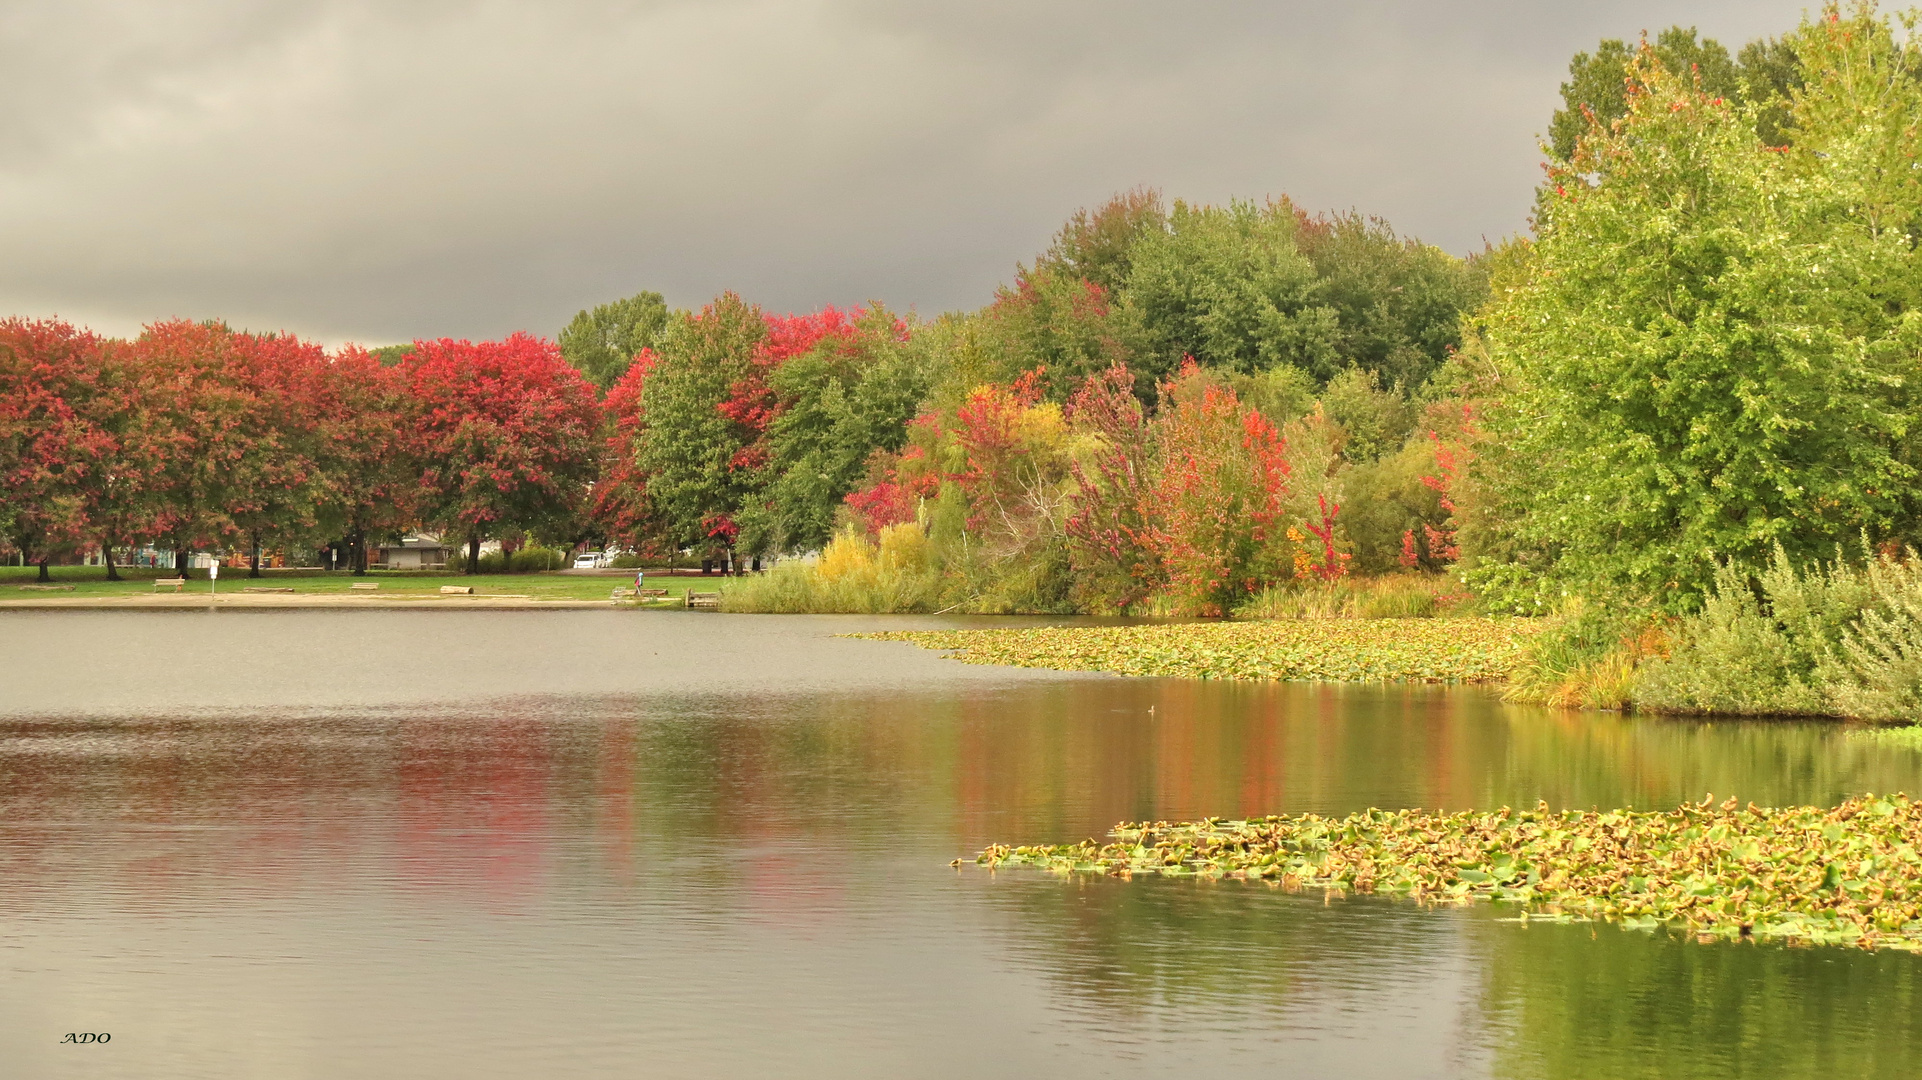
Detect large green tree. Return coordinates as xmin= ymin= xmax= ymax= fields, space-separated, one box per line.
xmin=1293 ymin=211 xmax=1485 ymax=390
xmin=558 ymin=290 xmax=672 ymax=390
xmin=746 ymin=307 xmax=929 ymax=554
xmin=1486 ymin=5 xmax=1922 ymax=607
xmin=634 ymin=293 xmax=767 ymax=551
xmin=1548 ymin=25 xmax=1809 ymax=161
xmin=1122 ymin=198 xmax=1339 ymax=381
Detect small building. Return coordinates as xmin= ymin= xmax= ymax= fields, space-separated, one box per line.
xmin=373 ymin=535 xmax=453 ymax=570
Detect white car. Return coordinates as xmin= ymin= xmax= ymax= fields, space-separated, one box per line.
xmin=573 ymin=551 xmax=605 ymax=569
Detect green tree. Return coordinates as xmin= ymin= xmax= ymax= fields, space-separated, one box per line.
xmin=558 ymin=290 xmax=672 ymax=390
xmin=1293 ymin=212 xmax=1486 ymax=390
xmin=971 ymin=263 xmax=1146 ymax=401
xmin=1548 ymin=24 xmax=1815 ymax=162
xmin=1548 ymin=27 xmax=1742 ymax=161
xmin=1034 ymin=187 xmax=1166 ymax=296
xmin=742 ymin=307 xmax=929 ymax=554
xmin=1739 ymin=34 xmax=1805 ymax=148
xmin=1122 ymin=198 xmax=1339 ymax=382
xmin=1317 ymin=366 xmax=1413 ymax=464
xmin=635 ymin=293 xmax=767 ymax=552
xmin=1487 ymin=6 xmax=1922 ymax=607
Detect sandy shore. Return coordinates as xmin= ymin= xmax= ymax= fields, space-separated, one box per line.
xmin=0 ymin=592 xmax=617 ymax=610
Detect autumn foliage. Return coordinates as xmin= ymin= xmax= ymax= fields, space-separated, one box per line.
xmin=3 ymin=179 xmax=1488 ymax=606
xmin=0 ymin=319 xmax=605 ymax=577
xmin=405 ymin=333 xmax=601 ymax=570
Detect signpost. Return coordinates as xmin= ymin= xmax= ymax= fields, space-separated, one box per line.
xmin=210 ymin=557 xmax=219 ymax=597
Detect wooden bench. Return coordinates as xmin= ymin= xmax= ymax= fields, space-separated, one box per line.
xmin=350 ymin=582 xmax=379 ymax=591
xmin=685 ymin=590 xmax=721 ymax=610
xmin=153 ymin=577 xmax=186 ymax=592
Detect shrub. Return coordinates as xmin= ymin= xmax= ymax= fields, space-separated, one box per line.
xmin=1338 ymin=438 xmax=1446 ymax=575
xmin=1817 ymin=555 xmax=1922 ymax=723
xmin=1630 ymin=544 xmax=1922 ymax=722
xmin=1632 ymin=550 xmax=1862 ymax=716
xmin=446 ymin=545 xmax=566 ymax=574
xmin=719 ymin=524 xmax=946 ymax=613
xmin=1150 ymin=364 xmax=1300 ymax=615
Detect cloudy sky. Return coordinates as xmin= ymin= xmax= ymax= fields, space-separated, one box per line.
xmin=2 ymin=0 xmax=1812 ymax=346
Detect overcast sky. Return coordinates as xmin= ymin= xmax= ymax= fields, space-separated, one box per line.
xmin=1 ymin=0 xmax=1813 ymax=346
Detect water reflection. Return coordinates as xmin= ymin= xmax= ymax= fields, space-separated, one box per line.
xmin=1472 ymin=912 xmax=1922 ymax=1080
xmin=2 ymin=612 xmax=1920 ymax=1078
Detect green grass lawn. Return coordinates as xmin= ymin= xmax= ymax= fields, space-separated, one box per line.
xmin=0 ymin=565 xmax=735 ymax=602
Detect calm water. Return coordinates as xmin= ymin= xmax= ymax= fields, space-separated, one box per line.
xmin=3 ymin=610 xmax=1922 ymax=1079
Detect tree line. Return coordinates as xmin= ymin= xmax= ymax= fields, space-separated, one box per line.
xmin=0 ymin=322 xmax=598 ymax=579
xmin=9 ymin=2 xmax=1902 ymax=620
xmin=1 ymin=187 xmax=1484 ymax=597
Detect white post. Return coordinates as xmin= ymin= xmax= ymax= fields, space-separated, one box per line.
xmin=210 ymin=557 xmax=219 ymax=596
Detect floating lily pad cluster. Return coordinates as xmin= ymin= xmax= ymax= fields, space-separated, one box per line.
xmin=978 ymin=795 xmax=1922 ymax=951
xmin=860 ymin=618 xmax=1533 ymax=684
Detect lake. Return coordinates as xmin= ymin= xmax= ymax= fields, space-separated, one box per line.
xmin=3 ymin=610 xmax=1920 ymax=1079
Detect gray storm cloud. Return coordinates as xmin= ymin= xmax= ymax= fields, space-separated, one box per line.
xmin=0 ymin=0 xmax=1809 ymax=345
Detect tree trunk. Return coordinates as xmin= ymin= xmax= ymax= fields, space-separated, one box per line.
xmin=103 ymin=541 xmax=120 ymax=582
xmin=249 ymin=530 xmax=263 ymax=578
xmin=36 ymin=557 xmax=50 ymax=583
xmin=175 ymin=544 xmax=192 ymax=580
xmin=467 ymin=533 xmax=481 ymax=576
xmin=351 ymin=524 xmax=367 ymax=576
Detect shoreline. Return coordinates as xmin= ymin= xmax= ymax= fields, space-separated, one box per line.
xmin=0 ymin=593 xmax=617 ymax=610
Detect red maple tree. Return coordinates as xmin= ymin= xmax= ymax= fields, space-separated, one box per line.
xmin=0 ymin=319 xmax=113 ymax=580
xmin=404 ymin=333 xmax=601 ymax=573
xmin=591 ymin=348 xmax=662 ymax=555
xmin=309 ymin=345 xmax=421 ymax=574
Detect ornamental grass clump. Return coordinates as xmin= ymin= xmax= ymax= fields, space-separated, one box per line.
xmin=978 ymin=795 xmax=1922 ymax=951
xmin=1234 ymin=573 xmax=1472 ymax=620
xmin=721 ymin=523 xmax=945 ymax=613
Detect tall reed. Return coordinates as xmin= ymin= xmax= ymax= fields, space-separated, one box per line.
xmin=1233 ymin=573 xmax=1471 ymax=620
xmin=719 ymin=524 xmax=947 ymax=613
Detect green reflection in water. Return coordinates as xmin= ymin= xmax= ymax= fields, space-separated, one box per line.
xmin=1472 ymin=912 xmax=1922 ymax=1080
